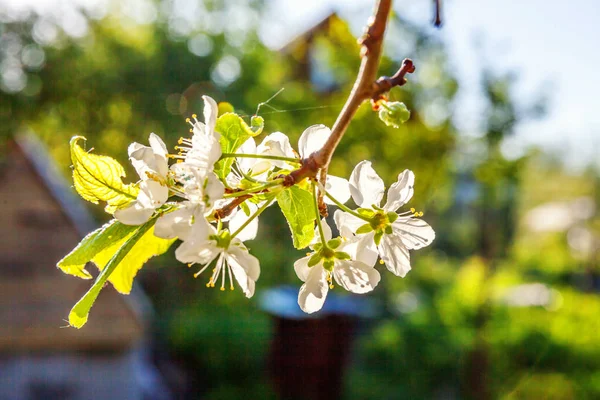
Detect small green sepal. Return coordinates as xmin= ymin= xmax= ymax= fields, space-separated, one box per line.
xmin=334 ymin=251 xmax=351 ymax=260
xmin=387 ymin=211 xmax=399 ymax=223
xmin=308 ymin=252 xmax=322 ymax=267
xmin=327 ymin=237 xmax=342 ymax=249
xmin=356 ymin=223 xmax=373 ymax=234
xmin=374 ymin=230 xmax=384 ymax=246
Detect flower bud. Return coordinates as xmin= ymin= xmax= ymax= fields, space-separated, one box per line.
xmin=378 ymin=101 xmax=410 ymax=128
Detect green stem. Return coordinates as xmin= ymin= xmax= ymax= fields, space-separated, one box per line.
xmin=221 ymin=152 xmax=301 ymax=164
xmin=324 ymin=190 xmax=371 ymax=222
xmin=230 ymin=199 xmax=273 ymax=239
xmin=312 ymin=181 xmax=329 ymax=249
xmin=224 ymin=179 xmax=283 ymax=198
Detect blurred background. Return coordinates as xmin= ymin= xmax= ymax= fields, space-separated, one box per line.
xmin=0 ymin=0 xmax=599 ymax=399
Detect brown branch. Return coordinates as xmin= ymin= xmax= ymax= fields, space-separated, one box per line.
xmin=213 ymin=195 xmax=251 ymax=219
xmin=371 ymin=58 xmax=415 ymax=102
xmin=433 ymin=0 xmax=442 ymax=27
xmin=285 ymin=0 xmax=414 ymax=199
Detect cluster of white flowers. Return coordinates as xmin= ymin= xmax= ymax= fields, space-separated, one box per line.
xmin=112 ymin=95 xmax=434 ymax=312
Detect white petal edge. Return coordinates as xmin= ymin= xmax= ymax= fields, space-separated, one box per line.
xmin=392 ymin=217 xmax=435 ymax=250
xmin=378 ymin=234 xmax=411 ymax=277
xmin=349 ymin=160 xmax=385 ymax=208
xmin=333 ymin=260 xmax=381 ymax=294
xmin=383 ymin=169 xmax=415 ymax=212
xmin=229 ymin=202 xmax=258 ymax=241
xmin=324 ymin=175 xmax=351 ymax=205
xmin=202 ymin=95 xmax=218 ymax=134
xmin=333 ymin=210 xmax=366 ymax=238
xmin=114 ymin=201 xmax=154 ymax=226
xmin=293 ymin=255 xmax=312 ymax=282
xmin=297 ymin=266 xmax=328 ymax=314
xmin=298 ymin=124 xmax=331 ymax=159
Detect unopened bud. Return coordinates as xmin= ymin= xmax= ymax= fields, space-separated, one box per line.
xmin=378 ymin=101 xmax=410 ymax=128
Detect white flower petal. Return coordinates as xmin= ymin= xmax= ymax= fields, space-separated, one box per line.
xmin=175 ymin=238 xmax=218 ymax=265
xmin=229 ymin=202 xmax=258 ymax=241
xmin=204 ymin=173 xmax=225 ymax=209
xmin=137 ymin=180 xmax=169 ymax=209
xmin=225 ymin=242 xmax=260 ymax=298
xmin=297 ymin=265 xmax=328 ymax=314
xmin=148 ymin=132 xmax=168 ymax=155
xmin=237 ymin=138 xmax=257 ymax=173
xmin=189 ymin=128 xmax=222 ymax=170
xmin=333 ymin=210 xmax=366 ymax=238
xmin=257 ymin=131 xmax=296 ymax=168
xmin=293 ymin=255 xmax=312 ymax=282
xmin=324 ymin=175 xmax=350 ymax=205
xmin=298 ymin=124 xmax=331 ymax=159
xmin=154 ymin=208 xmax=191 ymax=239
xmin=392 ymin=217 xmax=435 ymax=250
xmin=333 ymin=260 xmax=380 ymax=294
xmin=378 ymin=234 xmax=411 ymax=277
xmin=384 ymin=169 xmax=415 ymax=212
xmin=229 ymin=240 xmax=260 ymax=281
xmin=310 ymin=218 xmax=332 ymax=247
xmin=226 ymin=252 xmax=252 ymax=298
xmin=349 ymin=160 xmax=385 ymax=208
xmin=128 ymin=144 xmax=156 ymax=179
xmin=340 ymin=233 xmax=378 ymax=266
xmin=202 ymin=95 xmax=218 ymax=134
xmin=114 ymin=201 xmax=154 ymax=225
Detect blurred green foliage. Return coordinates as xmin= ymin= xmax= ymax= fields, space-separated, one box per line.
xmin=1 ymin=1 xmax=598 ymax=399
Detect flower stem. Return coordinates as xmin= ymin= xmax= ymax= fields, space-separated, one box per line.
xmin=224 ymin=179 xmax=284 ymax=198
xmin=324 ymin=190 xmax=371 ymax=222
xmin=312 ymin=181 xmax=329 ymax=249
xmin=220 ymin=152 xmax=301 ymax=164
xmin=230 ymin=199 xmax=273 ymax=239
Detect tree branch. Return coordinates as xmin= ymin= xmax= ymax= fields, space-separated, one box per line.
xmin=371 ymin=58 xmax=415 ymax=102
xmin=433 ymin=0 xmax=442 ymax=27
xmin=284 ymin=0 xmax=415 ymax=198
xmin=213 ymin=195 xmax=251 ymax=220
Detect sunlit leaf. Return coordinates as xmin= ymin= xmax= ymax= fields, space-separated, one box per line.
xmin=214 ymin=113 xmax=262 ymax=179
xmin=66 ymin=218 xmax=175 ymax=328
xmin=70 ymin=136 xmax=139 ymax=213
xmin=276 ymin=185 xmax=316 ymax=249
xmin=57 ymin=219 xmax=137 ymax=280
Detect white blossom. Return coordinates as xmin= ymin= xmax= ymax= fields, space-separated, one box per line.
xmin=175 ymin=224 xmax=260 ymax=298
xmin=114 ymin=133 xmax=169 ymax=225
xmin=334 ymin=161 xmax=435 ymax=277
xmin=294 ymin=219 xmax=380 ymax=313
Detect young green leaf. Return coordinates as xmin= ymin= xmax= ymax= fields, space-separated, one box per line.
xmin=214 ymin=113 xmax=262 ymax=179
xmin=67 ymin=218 xmax=174 ymax=328
xmin=57 ymin=219 xmax=137 ymax=280
xmin=276 ymin=185 xmax=316 ymax=249
xmin=70 ymin=136 xmax=139 ymax=213
xmin=59 ymin=218 xmax=175 ymax=295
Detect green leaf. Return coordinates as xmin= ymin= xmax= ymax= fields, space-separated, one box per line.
xmin=57 ymin=219 xmax=137 ymax=280
xmin=60 ymin=219 xmax=175 ymax=295
xmin=65 ymin=218 xmax=175 ymax=328
xmin=214 ymin=113 xmax=262 ymax=179
xmin=70 ymin=136 xmax=139 ymax=213
xmin=276 ymin=185 xmax=316 ymax=249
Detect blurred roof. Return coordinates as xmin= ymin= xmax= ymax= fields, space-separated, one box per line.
xmin=0 ymin=134 xmax=148 ymax=352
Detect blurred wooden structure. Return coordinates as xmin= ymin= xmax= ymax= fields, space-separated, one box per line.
xmin=0 ymin=135 xmax=162 ymax=400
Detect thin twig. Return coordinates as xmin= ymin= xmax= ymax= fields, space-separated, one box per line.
xmin=433 ymin=0 xmax=442 ymax=27
xmin=213 ymin=195 xmax=251 ymax=219
xmin=284 ymin=0 xmax=414 ymax=195
xmin=371 ymin=58 xmax=415 ymax=102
